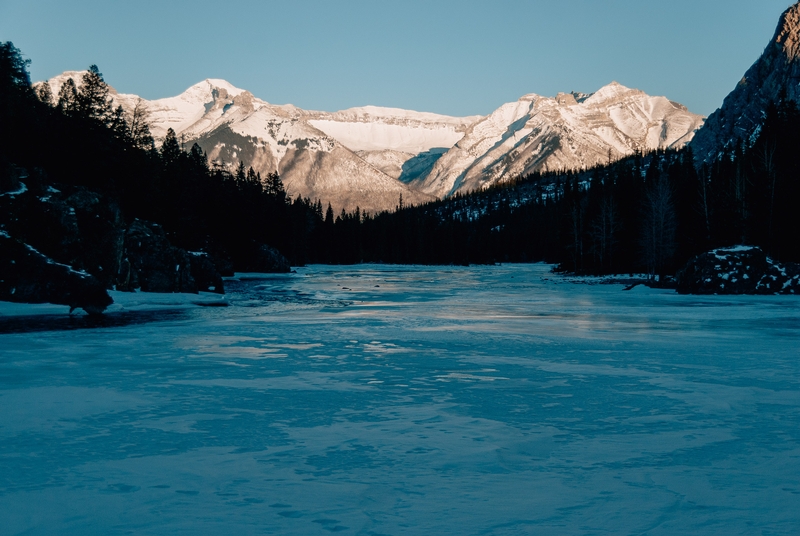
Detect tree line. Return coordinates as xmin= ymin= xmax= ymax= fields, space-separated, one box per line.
xmin=324 ymin=99 xmax=800 ymax=276
xmin=3 ymin=40 xmax=798 ymax=276
xmin=0 ymin=42 xmax=323 ymax=269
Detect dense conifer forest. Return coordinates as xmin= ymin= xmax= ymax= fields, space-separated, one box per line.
xmin=2 ymin=41 xmax=799 ymax=277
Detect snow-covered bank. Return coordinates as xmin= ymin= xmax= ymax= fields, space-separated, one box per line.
xmin=0 ymin=290 xmax=227 ymax=318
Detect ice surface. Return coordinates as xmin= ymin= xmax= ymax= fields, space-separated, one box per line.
xmin=1 ymin=264 xmax=799 ymax=534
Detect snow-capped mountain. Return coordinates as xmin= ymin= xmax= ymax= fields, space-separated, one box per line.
xmin=39 ymin=75 xmax=469 ymax=213
xmin=419 ymin=83 xmax=705 ymax=198
xmin=690 ymin=2 xmax=800 ymax=164
xmin=38 ymin=74 xmax=702 ymax=211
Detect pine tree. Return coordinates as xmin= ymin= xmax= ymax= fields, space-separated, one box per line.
xmin=77 ymin=65 xmax=113 ymax=122
xmin=264 ymin=171 xmax=286 ymax=200
xmin=161 ymin=128 xmax=181 ymax=165
xmin=235 ymin=161 xmax=246 ymax=187
xmin=57 ymin=78 xmax=79 ymax=115
xmin=245 ymin=166 xmax=257 ymax=189
xmin=36 ymin=82 xmax=53 ymax=106
xmin=0 ymin=41 xmax=32 ymax=105
xmin=110 ymin=105 xmax=128 ymax=139
xmin=325 ymin=203 xmax=334 ymax=226
xmin=188 ymin=143 xmax=208 ymax=172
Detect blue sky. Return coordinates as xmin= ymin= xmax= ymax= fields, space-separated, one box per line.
xmin=0 ymin=0 xmax=794 ymax=117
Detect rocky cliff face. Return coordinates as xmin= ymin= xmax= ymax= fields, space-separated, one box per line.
xmin=691 ymin=2 xmax=800 ymax=163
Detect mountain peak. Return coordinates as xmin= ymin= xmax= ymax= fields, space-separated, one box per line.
xmin=178 ymin=78 xmax=246 ymax=101
xmin=775 ymin=1 xmax=800 ymax=60
xmin=202 ymin=78 xmax=245 ymax=95
xmin=586 ymin=81 xmax=635 ymax=103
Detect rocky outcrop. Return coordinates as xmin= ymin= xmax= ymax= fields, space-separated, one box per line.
xmin=0 ymin=231 xmax=112 ymax=314
xmin=1 ymin=170 xmax=236 ymax=304
xmin=240 ymin=244 xmax=291 ymax=274
xmin=691 ymin=2 xmax=800 ymax=164
xmin=676 ymin=246 xmax=800 ymax=295
xmin=119 ymin=220 xmax=225 ymax=294
xmin=120 ymin=220 xmax=196 ymax=293
xmin=188 ymin=251 xmax=225 ymax=293
xmin=0 ymin=179 xmax=126 ymax=288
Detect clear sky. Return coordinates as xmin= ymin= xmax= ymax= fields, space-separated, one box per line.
xmin=0 ymin=0 xmax=794 ymax=117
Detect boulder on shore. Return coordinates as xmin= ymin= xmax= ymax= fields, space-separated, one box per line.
xmin=1 ymin=169 xmax=226 ymax=299
xmin=676 ymin=246 xmax=800 ymax=295
xmin=118 ymin=220 xmax=225 ymax=294
xmin=0 ymin=179 xmax=126 ymax=289
xmin=239 ymin=243 xmax=291 ymax=273
xmin=188 ymin=251 xmax=225 ymax=294
xmin=0 ymin=231 xmax=112 ymax=314
xmin=119 ymin=219 xmax=197 ymax=293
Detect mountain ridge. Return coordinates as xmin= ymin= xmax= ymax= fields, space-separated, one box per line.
xmin=38 ymin=73 xmax=703 ymax=212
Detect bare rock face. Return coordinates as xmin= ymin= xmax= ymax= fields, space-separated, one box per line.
xmin=0 ymin=231 xmax=112 ymax=314
xmin=691 ymin=2 xmax=800 ymax=164
xmin=676 ymin=246 xmax=800 ymax=295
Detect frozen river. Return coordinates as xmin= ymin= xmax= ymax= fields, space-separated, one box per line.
xmin=1 ymin=264 xmax=799 ymax=534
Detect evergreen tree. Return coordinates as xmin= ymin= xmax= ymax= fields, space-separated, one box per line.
xmin=264 ymin=171 xmax=286 ymax=201
xmin=0 ymin=41 xmax=32 ymax=107
xmin=110 ymin=105 xmax=129 ymax=139
xmin=325 ymin=203 xmax=334 ymax=226
xmin=57 ymin=78 xmax=79 ymax=115
xmin=161 ymin=128 xmax=181 ymax=165
xmin=77 ymin=65 xmax=113 ymax=122
xmin=188 ymin=143 xmax=208 ymax=172
xmin=246 ymin=166 xmax=261 ymax=192
xmin=35 ymin=81 xmax=53 ymax=106
xmin=235 ymin=161 xmax=247 ymax=187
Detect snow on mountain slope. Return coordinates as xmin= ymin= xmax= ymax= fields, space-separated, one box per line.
xmin=419 ymin=82 xmax=704 ymax=197
xmin=140 ymin=79 xmax=247 ymax=139
xmin=356 ymin=148 xmax=450 ymax=183
xmin=162 ymin=84 xmax=439 ymax=213
xmin=308 ymin=106 xmax=480 ymax=153
xmin=38 ymin=73 xmax=702 ymax=209
xmin=38 ymin=75 xmax=441 ymax=213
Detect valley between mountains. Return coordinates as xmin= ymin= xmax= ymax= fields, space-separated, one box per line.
xmin=38 ymin=74 xmax=704 ymax=213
